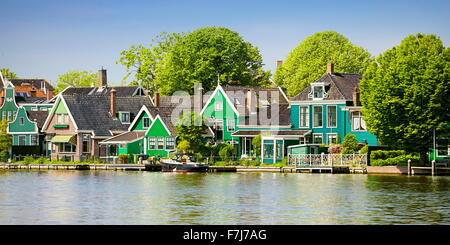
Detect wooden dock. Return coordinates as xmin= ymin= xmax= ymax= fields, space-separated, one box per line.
xmin=0 ymin=163 xmax=147 ymax=171
xmin=295 ymin=165 xmax=367 ymax=174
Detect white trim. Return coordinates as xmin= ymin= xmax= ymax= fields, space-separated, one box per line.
xmin=199 ymin=85 xmax=240 ymax=116
xmin=298 ymin=105 xmax=309 ymax=128
xmin=127 ymin=105 xmax=154 ymax=131
xmin=312 ymin=133 xmax=323 ymax=144
xmin=290 ymin=100 xmax=347 ymax=105
xmin=326 ymin=133 xmax=338 ymax=145
xmin=326 ymin=105 xmax=338 ymax=128
xmin=236 ymin=125 xmax=292 ymax=129
xmin=7 ymin=107 xmax=38 ymax=134
xmin=312 ymin=105 xmax=324 ymax=128
xmin=42 ymin=94 xmax=79 ymax=132
xmin=145 ymin=114 xmax=172 ymax=136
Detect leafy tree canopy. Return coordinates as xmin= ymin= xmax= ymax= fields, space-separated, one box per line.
xmin=175 ymin=111 xmax=208 ymax=154
xmin=1 ymin=68 xmax=18 ymax=80
xmin=117 ymin=32 xmax=182 ymax=94
xmin=360 ymin=33 xmax=450 ymax=161
xmin=0 ymin=120 xmax=12 ymax=156
xmin=274 ymin=31 xmax=372 ymax=97
xmin=54 ymin=70 xmax=99 ymax=94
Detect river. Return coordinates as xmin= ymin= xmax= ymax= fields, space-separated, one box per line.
xmin=0 ymin=170 xmax=448 ymax=224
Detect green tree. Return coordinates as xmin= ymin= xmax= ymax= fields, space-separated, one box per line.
xmin=0 ymin=68 xmax=18 ymax=80
xmin=175 ymin=111 xmax=208 ymax=154
xmin=342 ymin=134 xmax=359 ymax=154
xmin=274 ymin=31 xmax=372 ymax=97
xmin=54 ymin=70 xmax=99 ymax=94
xmin=252 ymin=134 xmax=262 ymax=156
xmin=360 ymin=33 xmax=450 ymax=163
xmin=177 ymin=140 xmax=191 ymax=154
xmin=155 ymin=27 xmax=270 ymax=95
xmin=0 ymin=120 xmax=12 ymax=156
xmin=117 ymin=32 xmax=182 ymax=94
xmin=219 ymin=143 xmax=234 ymax=162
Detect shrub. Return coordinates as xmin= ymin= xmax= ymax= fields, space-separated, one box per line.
xmin=371 ymin=154 xmax=420 ymax=166
xmin=370 ymin=150 xmax=406 ymax=160
xmin=342 ymin=134 xmax=359 ymax=154
xmin=219 ymin=143 xmax=234 ymax=162
xmin=328 ymin=144 xmax=343 ymax=154
xmin=34 ymin=157 xmax=48 ymax=164
xmin=359 ymin=145 xmax=369 ymax=154
xmin=23 ymin=156 xmax=34 ymax=164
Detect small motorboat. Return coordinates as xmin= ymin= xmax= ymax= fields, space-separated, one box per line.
xmin=161 ymin=159 xmax=209 ymax=172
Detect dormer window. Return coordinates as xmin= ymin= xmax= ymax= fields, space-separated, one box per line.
xmin=308 ymin=82 xmax=329 ymax=100
xmin=119 ymin=112 xmax=130 ymax=124
xmin=313 ymin=86 xmax=324 ymax=99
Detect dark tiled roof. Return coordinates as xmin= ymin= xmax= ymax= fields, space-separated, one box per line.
xmin=27 ymin=111 xmax=49 ymax=129
xmin=63 ymin=86 xmax=144 ymax=97
xmin=63 ymin=94 xmax=153 ymax=136
xmin=238 ymin=103 xmax=291 ymax=127
xmin=232 ymin=130 xmax=311 ymax=137
xmin=15 ymin=96 xmax=50 ymax=104
xmin=101 ymin=131 xmax=146 ymax=143
xmin=222 ymin=86 xmax=289 ymax=105
xmin=290 ymin=73 xmax=361 ymax=101
xmin=6 ymin=79 xmax=55 ymax=91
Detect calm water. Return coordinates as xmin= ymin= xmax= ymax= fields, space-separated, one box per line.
xmin=0 ymin=170 xmax=449 ymax=225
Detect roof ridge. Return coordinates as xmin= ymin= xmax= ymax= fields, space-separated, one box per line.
xmin=327 ymin=73 xmax=346 ymax=99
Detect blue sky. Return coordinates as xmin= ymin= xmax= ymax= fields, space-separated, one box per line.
xmin=1 ymin=0 xmax=449 ymax=86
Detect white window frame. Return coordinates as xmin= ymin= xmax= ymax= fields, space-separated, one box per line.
xmin=19 ymin=117 xmax=25 ymax=125
xmin=227 ymin=118 xmax=235 ymax=132
xmin=57 ymin=113 xmax=66 ymax=124
xmin=313 ymin=86 xmax=324 ymax=100
xmin=351 ymin=111 xmax=367 ymax=131
xmin=143 ymin=117 xmax=151 ymax=128
xmin=165 ymin=137 xmax=175 ymax=150
xmin=214 ymin=102 xmax=223 ymax=112
xmin=327 ymin=105 xmax=338 ymax=128
xmin=30 ymin=135 xmax=38 ymax=146
xmin=120 ymin=112 xmax=131 ymax=124
xmin=312 ymin=133 xmax=323 ymax=144
xmin=18 ymin=135 xmax=26 ymax=146
xmin=326 ymin=133 xmax=338 ymax=145
xmin=299 ymin=106 xmax=309 ymax=128
xmin=148 ymin=137 xmax=156 ymax=150
xmin=157 ymin=137 xmax=165 ymax=150
xmin=312 ymin=105 xmax=323 ymax=128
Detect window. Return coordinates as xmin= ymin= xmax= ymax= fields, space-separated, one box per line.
xmin=82 ymin=134 xmax=90 ymax=153
xmin=148 ymin=137 xmax=156 ymax=150
xmin=18 ymin=135 xmax=26 ymax=146
xmin=31 ymin=107 xmax=38 ymax=111
xmin=40 ymin=107 xmax=48 ymax=111
xmin=299 ymin=106 xmax=309 ymax=128
xmin=157 ymin=137 xmax=164 ymax=150
xmin=2 ymin=111 xmax=5 ymax=120
xmin=327 ymin=106 xmax=337 ymax=128
xmin=59 ymin=143 xmax=76 ymax=153
xmin=19 ymin=117 xmax=25 ymax=125
xmin=143 ymin=117 xmax=151 ymax=128
xmin=214 ymin=102 xmax=223 ymax=111
xmin=30 ymin=135 xmax=38 ymax=146
xmin=436 ymin=136 xmax=450 ymax=157
xmin=227 ymin=119 xmax=235 ymax=132
xmin=313 ymin=86 xmax=324 ymax=99
xmin=57 ymin=114 xmax=67 ymax=124
xmin=121 ymin=112 xmax=130 ymax=123
xmin=313 ymin=106 xmax=323 ymax=127
xmin=313 ymin=134 xmax=323 ymax=144
xmin=166 ymin=137 xmax=175 ymax=150
xmin=351 ymin=111 xmax=366 ymax=131
xmin=7 ymin=111 xmax=12 ymax=121
xmin=263 ymin=142 xmax=274 ymax=159
xmin=327 ymin=133 xmax=338 ymax=145
xmin=13 ymin=111 xmax=16 ymax=120
xmin=214 ymin=119 xmax=223 ymax=130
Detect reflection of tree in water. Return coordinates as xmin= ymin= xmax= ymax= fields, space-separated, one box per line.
xmin=364 ymin=175 xmax=450 ymax=224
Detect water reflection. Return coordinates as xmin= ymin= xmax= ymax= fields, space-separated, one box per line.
xmin=0 ymin=170 xmax=449 ymax=224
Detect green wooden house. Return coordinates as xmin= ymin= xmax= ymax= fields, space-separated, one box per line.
xmin=7 ymin=107 xmax=49 ymax=155
xmin=0 ymin=81 xmax=19 ymax=122
xmin=289 ymin=64 xmax=378 ymax=147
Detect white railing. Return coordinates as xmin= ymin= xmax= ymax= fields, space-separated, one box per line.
xmin=288 ymin=153 xmax=368 ymax=167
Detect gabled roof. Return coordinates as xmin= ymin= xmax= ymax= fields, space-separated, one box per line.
xmin=5 ymin=78 xmax=55 ymax=91
xmin=62 ymin=86 xmax=145 ymax=97
xmin=62 ymin=94 xmax=153 ymax=136
xmin=100 ymin=131 xmax=146 ymax=144
xmin=290 ymin=73 xmax=361 ymax=101
xmin=237 ymin=103 xmax=291 ymax=127
xmin=27 ymin=110 xmax=49 ymax=129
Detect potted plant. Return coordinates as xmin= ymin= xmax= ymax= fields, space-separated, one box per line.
xmin=118 ymin=154 xmax=130 ymax=164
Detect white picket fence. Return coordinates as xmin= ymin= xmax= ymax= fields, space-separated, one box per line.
xmin=288 ymin=153 xmax=368 ymax=167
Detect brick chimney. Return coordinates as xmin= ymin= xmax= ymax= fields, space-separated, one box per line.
xmin=327 ymin=63 xmax=334 ymax=74
xmin=352 ymin=87 xmax=361 ymax=106
xmin=154 ymin=89 xmax=160 ymax=107
xmin=276 ymin=60 xmax=283 ymax=68
xmin=46 ymin=90 xmax=54 ymax=101
xmin=98 ymin=68 xmax=107 ymax=88
xmin=30 ymin=89 xmax=37 ymax=97
xmin=110 ymin=88 xmax=117 ymax=117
